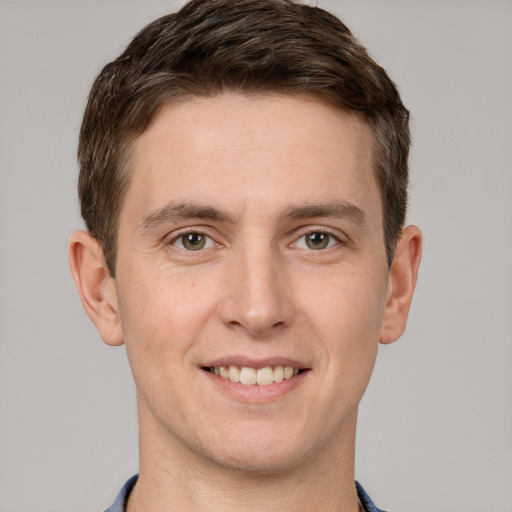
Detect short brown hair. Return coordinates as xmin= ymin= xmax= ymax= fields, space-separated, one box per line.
xmin=78 ymin=0 xmax=410 ymax=276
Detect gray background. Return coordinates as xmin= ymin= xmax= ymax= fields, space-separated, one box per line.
xmin=1 ymin=1 xmax=511 ymax=511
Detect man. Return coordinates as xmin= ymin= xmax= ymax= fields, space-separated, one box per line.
xmin=69 ymin=1 xmax=421 ymax=511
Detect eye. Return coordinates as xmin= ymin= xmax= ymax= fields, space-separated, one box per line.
xmin=172 ymin=232 xmax=215 ymax=251
xmin=295 ymin=231 xmax=339 ymax=250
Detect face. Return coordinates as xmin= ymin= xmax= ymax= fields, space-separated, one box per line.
xmin=114 ymin=93 xmax=391 ymax=473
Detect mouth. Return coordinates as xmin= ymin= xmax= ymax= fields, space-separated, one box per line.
xmin=202 ymin=365 xmax=307 ymax=386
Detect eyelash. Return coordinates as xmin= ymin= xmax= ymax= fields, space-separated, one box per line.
xmin=168 ymin=228 xmax=342 ymax=252
xmin=292 ymin=229 xmax=342 ymax=251
xmin=169 ymin=230 xmax=217 ymax=251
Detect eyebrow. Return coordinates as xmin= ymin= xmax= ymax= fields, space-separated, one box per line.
xmin=281 ymin=200 xmax=366 ymax=225
xmin=137 ymin=201 xmax=233 ymax=232
xmin=137 ymin=199 xmax=366 ymax=233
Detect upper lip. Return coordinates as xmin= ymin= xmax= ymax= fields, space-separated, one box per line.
xmin=204 ymin=356 xmax=308 ymax=369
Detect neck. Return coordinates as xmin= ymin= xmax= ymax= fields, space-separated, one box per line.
xmin=128 ymin=406 xmax=361 ymax=512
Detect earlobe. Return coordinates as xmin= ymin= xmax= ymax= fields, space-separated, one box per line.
xmin=380 ymin=225 xmax=422 ymax=344
xmin=68 ymin=230 xmax=124 ymax=346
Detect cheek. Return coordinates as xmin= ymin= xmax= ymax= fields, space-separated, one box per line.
xmin=300 ymin=265 xmax=387 ymax=339
xmin=297 ymin=266 xmax=387 ymax=384
xmin=116 ymin=271 xmax=216 ymax=382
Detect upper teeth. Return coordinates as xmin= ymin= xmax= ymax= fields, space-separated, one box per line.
xmin=210 ymin=365 xmax=299 ymax=385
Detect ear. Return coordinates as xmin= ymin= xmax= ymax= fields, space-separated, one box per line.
xmin=380 ymin=225 xmax=422 ymax=344
xmin=68 ymin=230 xmax=124 ymax=346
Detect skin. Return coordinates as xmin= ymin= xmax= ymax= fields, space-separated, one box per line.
xmin=69 ymin=93 xmax=421 ymax=512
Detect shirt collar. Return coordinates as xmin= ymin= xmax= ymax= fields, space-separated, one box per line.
xmin=104 ymin=475 xmax=386 ymax=512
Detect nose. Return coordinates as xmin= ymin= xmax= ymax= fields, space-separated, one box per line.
xmin=218 ymin=243 xmax=294 ymax=337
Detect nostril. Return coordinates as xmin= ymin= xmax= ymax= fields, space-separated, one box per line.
xmin=217 ymin=271 xmax=294 ymax=336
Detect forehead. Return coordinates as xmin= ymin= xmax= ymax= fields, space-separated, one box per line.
xmin=122 ymin=92 xmax=380 ymax=226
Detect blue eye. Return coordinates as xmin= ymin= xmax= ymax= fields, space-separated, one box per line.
xmin=173 ymin=232 xmax=214 ymax=251
xmin=296 ymin=231 xmax=338 ymax=250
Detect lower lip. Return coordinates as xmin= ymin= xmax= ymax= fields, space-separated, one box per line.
xmin=202 ymin=369 xmax=309 ymax=403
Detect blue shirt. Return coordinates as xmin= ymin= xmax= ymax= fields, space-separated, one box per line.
xmin=104 ymin=475 xmax=387 ymax=512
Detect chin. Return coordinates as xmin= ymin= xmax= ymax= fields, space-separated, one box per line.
xmin=195 ymin=427 xmax=318 ymax=476
xmin=209 ymin=448 xmax=304 ymax=476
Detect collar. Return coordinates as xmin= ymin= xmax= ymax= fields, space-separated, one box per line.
xmin=104 ymin=475 xmax=387 ymax=512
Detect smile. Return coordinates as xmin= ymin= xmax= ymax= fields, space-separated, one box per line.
xmin=206 ymin=365 xmax=303 ymax=386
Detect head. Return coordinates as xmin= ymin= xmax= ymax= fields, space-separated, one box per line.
xmin=78 ymin=0 xmax=410 ymax=276
xmin=70 ymin=0 xmax=421 ymax=479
